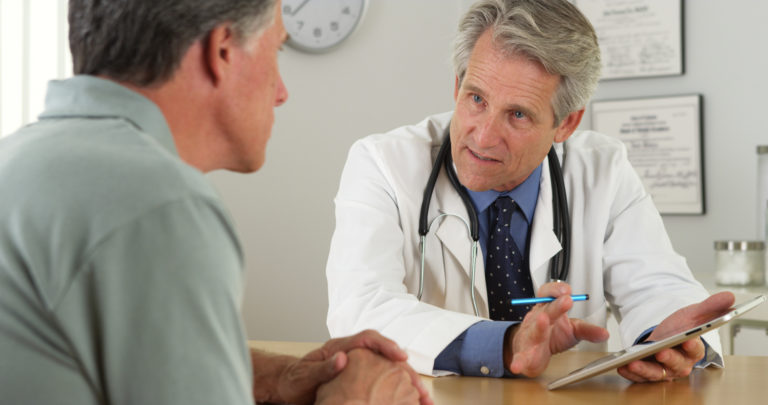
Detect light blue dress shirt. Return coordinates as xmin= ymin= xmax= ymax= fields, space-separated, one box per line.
xmin=434 ymin=165 xmax=541 ymax=377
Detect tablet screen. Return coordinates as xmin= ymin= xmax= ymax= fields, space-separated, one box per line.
xmin=547 ymin=295 xmax=766 ymax=390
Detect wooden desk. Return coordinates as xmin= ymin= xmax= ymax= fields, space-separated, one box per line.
xmin=250 ymin=340 xmax=768 ymax=404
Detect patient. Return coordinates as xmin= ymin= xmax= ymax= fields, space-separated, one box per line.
xmin=0 ymin=1 xmax=429 ymax=404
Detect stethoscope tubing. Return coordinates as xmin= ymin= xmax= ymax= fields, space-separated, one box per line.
xmin=417 ymin=127 xmax=570 ymax=316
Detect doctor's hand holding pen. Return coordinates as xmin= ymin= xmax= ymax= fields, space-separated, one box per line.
xmin=503 ymin=282 xmax=610 ymax=377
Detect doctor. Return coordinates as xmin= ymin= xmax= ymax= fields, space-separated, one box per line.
xmin=326 ymin=0 xmax=734 ymax=382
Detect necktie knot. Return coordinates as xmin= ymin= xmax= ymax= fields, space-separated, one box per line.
xmin=492 ymin=197 xmax=516 ymax=230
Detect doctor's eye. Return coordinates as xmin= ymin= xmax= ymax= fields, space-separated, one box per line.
xmin=513 ymin=110 xmax=526 ymax=120
xmin=471 ymin=94 xmax=483 ymax=104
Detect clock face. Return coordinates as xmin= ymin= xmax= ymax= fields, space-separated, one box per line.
xmin=282 ymin=0 xmax=368 ymax=53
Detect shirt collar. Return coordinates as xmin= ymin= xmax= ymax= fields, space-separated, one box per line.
xmin=466 ymin=164 xmax=542 ymax=223
xmin=38 ymin=75 xmax=178 ymax=156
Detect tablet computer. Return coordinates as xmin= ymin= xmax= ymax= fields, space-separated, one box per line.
xmin=547 ymin=294 xmax=767 ymax=390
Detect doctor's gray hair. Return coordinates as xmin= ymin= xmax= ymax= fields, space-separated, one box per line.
xmin=452 ymin=0 xmax=601 ymax=125
xmin=68 ymin=0 xmax=278 ymax=86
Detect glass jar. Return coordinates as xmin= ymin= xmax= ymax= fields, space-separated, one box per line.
xmin=714 ymin=240 xmax=765 ymax=286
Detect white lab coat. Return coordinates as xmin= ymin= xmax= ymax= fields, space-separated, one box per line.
xmin=326 ymin=112 xmax=720 ymax=375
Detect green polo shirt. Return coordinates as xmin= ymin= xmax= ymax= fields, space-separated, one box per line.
xmin=0 ymin=76 xmax=253 ymax=404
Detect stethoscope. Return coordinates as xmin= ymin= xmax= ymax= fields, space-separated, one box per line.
xmin=417 ymin=127 xmax=571 ymax=316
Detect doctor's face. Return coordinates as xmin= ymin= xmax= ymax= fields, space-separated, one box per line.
xmin=450 ymin=30 xmax=580 ymax=192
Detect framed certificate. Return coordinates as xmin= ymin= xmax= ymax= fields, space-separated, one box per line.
xmin=591 ymin=94 xmax=704 ymax=215
xmin=573 ymin=0 xmax=683 ymax=80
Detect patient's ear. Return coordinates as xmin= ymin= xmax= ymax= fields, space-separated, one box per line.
xmin=203 ymin=24 xmax=236 ymax=86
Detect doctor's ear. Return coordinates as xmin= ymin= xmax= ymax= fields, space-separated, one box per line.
xmin=453 ymin=76 xmax=460 ymax=101
xmin=553 ymin=109 xmax=585 ymax=143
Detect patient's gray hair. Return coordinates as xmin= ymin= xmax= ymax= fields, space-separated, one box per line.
xmin=69 ymin=0 xmax=278 ymax=86
xmin=452 ymin=0 xmax=601 ymax=125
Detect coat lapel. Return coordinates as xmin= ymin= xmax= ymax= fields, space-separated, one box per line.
xmin=432 ymin=164 xmax=489 ymax=315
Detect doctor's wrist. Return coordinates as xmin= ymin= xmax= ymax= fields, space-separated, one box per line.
xmin=503 ymin=324 xmax=519 ymax=370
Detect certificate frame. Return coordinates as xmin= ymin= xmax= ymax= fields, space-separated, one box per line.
xmin=591 ymin=94 xmax=705 ymax=215
xmin=573 ymin=0 xmax=684 ymax=80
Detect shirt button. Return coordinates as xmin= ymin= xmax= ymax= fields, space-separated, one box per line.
xmin=480 ymin=366 xmax=490 ymax=375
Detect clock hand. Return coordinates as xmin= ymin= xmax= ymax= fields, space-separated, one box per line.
xmin=289 ymin=0 xmax=311 ymax=16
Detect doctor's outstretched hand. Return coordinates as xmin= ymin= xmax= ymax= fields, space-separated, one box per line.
xmin=503 ymin=282 xmax=609 ymax=377
xmin=617 ymin=291 xmax=735 ymax=383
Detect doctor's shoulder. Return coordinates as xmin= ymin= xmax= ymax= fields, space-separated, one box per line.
xmin=564 ymin=130 xmax=629 ymax=162
xmin=364 ymin=112 xmax=450 ymax=145
xmin=560 ymin=130 xmax=637 ymax=196
xmin=350 ymin=113 xmax=450 ymax=162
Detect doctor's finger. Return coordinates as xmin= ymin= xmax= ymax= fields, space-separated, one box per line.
xmin=653 ymin=355 xmax=693 ymax=380
xmin=655 ymin=343 xmax=702 ymax=377
xmin=571 ymin=319 xmax=610 ymax=343
xmin=678 ymin=337 xmax=707 ymax=361
xmin=539 ymin=294 xmax=574 ymax=321
xmin=513 ymin=312 xmax=551 ymax=356
xmin=662 ymin=338 xmax=705 ymax=364
xmin=623 ymin=359 xmax=669 ymax=382
xmin=689 ymin=292 xmax=736 ymax=323
xmin=510 ymin=313 xmax=552 ymax=376
xmin=617 ymin=364 xmax=650 ymax=383
xmin=536 ymin=281 xmax=572 ymax=298
xmin=698 ymin=291 xmax=735 ymax=312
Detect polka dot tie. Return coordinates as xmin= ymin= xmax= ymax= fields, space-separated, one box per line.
xmin=484 ymin=197 xmax=534 ymax=321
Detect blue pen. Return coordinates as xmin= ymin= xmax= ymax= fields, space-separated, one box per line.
xmin=510 ymin=294 xmax=589 ymax=306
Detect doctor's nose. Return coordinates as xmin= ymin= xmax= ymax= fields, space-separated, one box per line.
xmin=471 ymin=116 xmax=504 ymax=149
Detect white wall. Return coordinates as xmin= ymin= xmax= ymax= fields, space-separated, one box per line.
xmin=215 ymin=0 xmax=768 ymax=342
xmin=584 ymin=1 xmax=768 ymax=276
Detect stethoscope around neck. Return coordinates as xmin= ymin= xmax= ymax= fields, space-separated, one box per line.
xmin=417 ymin=128 xmax=571 ymax=317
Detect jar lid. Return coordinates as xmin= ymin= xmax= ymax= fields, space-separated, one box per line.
xmin=758 ymin=145 xmax=768 ymax=154
xmin=714 ymin=240 xmax=765 ymax=250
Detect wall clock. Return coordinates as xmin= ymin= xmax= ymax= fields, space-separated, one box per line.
xmin=282 ymin=0 xmax=369 ymax=53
